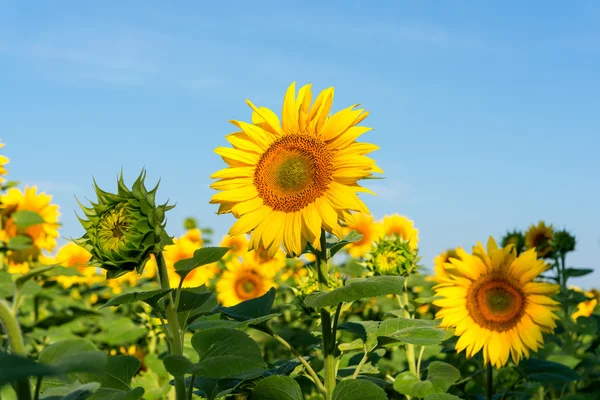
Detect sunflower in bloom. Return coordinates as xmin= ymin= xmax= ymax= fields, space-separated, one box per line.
xmin=430 ymin=249 xmax=461 ymax=283
xmin=572 ymin=299 xmax=597 ymax=320
xmin=344 ymin=213 xmax=384 ymax=258
xmin=163 ymin=236 xmax=214 ymax=288
xmin=41 ymin=243 xmax=103 ymax=288
xmin=0 ymin=140 xmax=9 ymax=184
xmin=0 ymin=186 xmax=60 ymax=253
xmin=382 ymin=214 xmax=419 ymax=250
xmin=433 ymin=237 xmax=560 ymax=368
xmin=525 ymin=221 xmax=553 ymax=258
xmin=220 ymin=234 xmax=249 ymax=257
xmin=210 ymin=82 xmax=382 ymax=257
xmin=183 ymin=228 xmax=203 ymax=246
xmin=216 ymin=254 xmax=276 ymax=306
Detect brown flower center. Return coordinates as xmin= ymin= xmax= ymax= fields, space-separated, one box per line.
xmin=466 ymin=276 xmax=526 ymax=332
xmin=254 ymin=134 xmax=333 ymax=213
xmin=234 ymin=271 xmax=264 ymax=300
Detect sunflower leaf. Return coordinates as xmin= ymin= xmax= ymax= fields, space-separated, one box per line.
xmin=251 ymin=375 xmax=303 ymax=400
xmin=174 ymin=247 xmax=230 ymax=280
xmin=332 ymin=379 xmax=387 ymax=400
xmin=12 ymin=210 xmax=45 ymax=228
xmin=218 ymin=287 xmax=276 ymax=321
xmin=393 ymin=362 xmax=460 ymax=398
xmin=7 ymin=235 xmax=34 ymax=251
xmin=99 ymin=288 xmax=173 ymax=310
xmin=304 ymin=276 xmax=405 ymax=309
xmin=328 ymin=231 xmax=364 ymax=258
xmin=518 ymin=358 xmax=582 ymax=382
xmin=14 ymin=265 xmax=55 ymax=289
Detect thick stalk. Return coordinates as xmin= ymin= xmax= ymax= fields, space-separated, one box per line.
xmin=314 ymin=229 xmax=336 ymax=400
xmin=0 ymin=299 xmax=31 ymax=400
xmin=156 ymin=252 xmax=187 ymax=400
xmin=486 ymin=364 xmax=493 ymax=400
xmin=399 ymin=279 xmax=417 ymax=375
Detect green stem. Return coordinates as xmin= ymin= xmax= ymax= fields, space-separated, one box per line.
xmin=156 ymin=252 xmax=187 ymax=400
xmin=352 ymin=344 xmax=369 ymax=379
xmin=187 ymin=375 xmax=195 ymax=400
xmin=398 ymin=279 xmax=417 ymax=376
xmin=486 ymin=364 xmax=493 ymax=400
xmin=0 ymin=299 xmax=31 ymax=400
xmin=416 ymin=346 xmax=425 ymax=377
xmin=314 ymin=229 xmax=336 ymax=400
xmin=34 ymin=377 xmax=42 ymax=400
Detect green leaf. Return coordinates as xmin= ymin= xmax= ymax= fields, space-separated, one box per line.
xmin=175 ymin=247 xmax=230 ymax=280
xmin=93 ymin=318 xmax=147 ymax=346
xmin=0 ymin=271 xmax=15 ymax=298
xmin=7 ymin=235 xmax=33 ymax=251
xmin=519 ymin=358 xmax=582 ymax=382
xmin=565 ymin=268 xmax=594 ymax=278
xmin=99 ymin=289 xmax=172 ymax=310
xmin=393 ymin=362 xmax=460 ymax=398
xmin=424 ymin=394 xmax=464 ymax=400
xmin=39 ymin=338 xmax=99 ymax=366
xmin=77 ymin=355 xmax=141 ymax=392
xmin=188 ymin=314 xmax=281 ymax=331
xmin=331 ymin=379 xmax=387 ymax=400
xmin=90 ymin=387 xmax=145 ymax=400
xmin=0 ymin=352 xmax=58 ymax=386
xmin=338 ymin=322 xmax=368 ymax=342
xmin=379 ymin=326 xmax=447 ymax=347
xmin=12 ymin=210 xmax=45 ymax=228
xmin=304 ymin=275 xmax=405 ymax=309
xmin=14 ymin=265 xmax=54 ymax=289
xmin=251 ymin=375 xmax=303 ymax=400
xmin=56 ymin=382 xmax=102 ymax=400
xmin=162 ymin=355 xmax=194 ymax=377
xmin=177 ymin=286 xmax=219 ymax=327
xmin=191 ymin=328 xmax=266 ymax=379
xmin=328 ymin=231 xmax=364 ymax=258
xmin=219 ymin=287 xmax=276 ymax=321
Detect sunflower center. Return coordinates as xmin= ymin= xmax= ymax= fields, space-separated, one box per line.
xmin=254 ymin=134 xmax=333 ymax=213
xmin=98 ymin=205 xmax=131 ymax=252
xmin=466 ymin=277 xmax=526 ymax=332
xmin=234 ymin=271 xmax=263 ymax=300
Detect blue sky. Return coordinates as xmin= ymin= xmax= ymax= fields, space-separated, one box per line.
xmin=1 ymin=1 xmax=599 ymax=287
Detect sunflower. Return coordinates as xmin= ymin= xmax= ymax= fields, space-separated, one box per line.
xmin=42 ymin=242 xmax=103 ymax=288
xmin=382 ymin=214 xmax=419 ymax=249
xmin=220 ymin=234 xmax=249 ymax=257
xmin=163 ymin=236 xmax=212 ymax=288
xmin=572 ymin=299 xmax=597 ymax=321
xmin=216 ymin=254 xmax=275 ymax=306
xmin=183 ymin=228 xmax=203 ymax=246
xmin=430 ymin=249 xmax=461 ymax=282
xmin=344 ymin=213 xmax=384 ymax=258
xmin=525 ymin=221 xmax=553 ymax=258
xmin=0 ymin=140 xmax=9 ymax=184
xmin=210 ymin=82 xmax=382 ymax=257
xmin=0 ymin=186 xmax=60 ymax=253
xmin=433 ymin=237 xmax=560 ymax=368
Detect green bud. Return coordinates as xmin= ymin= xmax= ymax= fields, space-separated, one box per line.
xmin=366 ymin=236 xmax=420 ymax=277
xmin=75 ymin=170 xmax=174 ymax=279
xmin=183 ymin=217 xmax=198 ymax=230
xmin=552 ymin=229 xmax=576 ymax=255
xmin=501 ymin=230 xmax=525 ymax=255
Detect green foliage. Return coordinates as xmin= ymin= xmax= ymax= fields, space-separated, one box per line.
xmin=251 ymin=375 xmax=304 ymax=400
xmin=393 ymin=361 xmax=460 ymax=398
xmin=12 ymin=210 xmax=45 ymax=229
xmin=99 ymin=288 xmax=173 ymax=310
xmin=331 ymin=379 xmax=387 ymax=400
xmin=174 ymin=246 xmax=230 ymax=280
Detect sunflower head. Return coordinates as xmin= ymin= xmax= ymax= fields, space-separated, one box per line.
xmin=344 ymin=213 xmax=384 ymax=258
xmin=366 ymin=236 xmax=419 ymax=277
xmin=216 ymin=256 xmax=275 ymax=306
xmin=551 ymin=229 xmax=576 ymax=255
xmin=75 ymin=171 xmax=174 ymax=279
xmin=434 ymin=237 xmax=560 ymax=368
xmin=382 ymin=214 xmax=419 ymax=250
xmin=220 ymin=234 xmax=249 ymax=258
xmin=500 ymin=230 xmax=525 ymax=255
xmin=210 ymin=82 xmax=382 ymax=257
xmin=525 ymin=221 xmax=553 ymax=258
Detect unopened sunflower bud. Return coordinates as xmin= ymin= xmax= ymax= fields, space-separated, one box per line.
xmin=366 ymin=236 xmax=419 ymax=277
xmin=75 ymin=170 xmax=174 ymax=279
xmin=552 ymin=229 xmax=576 ymax=255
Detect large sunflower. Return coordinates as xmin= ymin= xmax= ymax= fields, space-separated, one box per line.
xmin=210 ymin=82 xmax=382 ymax=257
xmin=433 ymin=237 xmax=559 ymax=368
xmin=0 ymin=186 xmax=60 ymax=253
xmin=525 ymin=221 xmax=553 ymax=258
xmin=344 ymin=213 xmax=384 ymax=258
xmin=382 ymin=214 xmax=419 ymax=249
xmin=216 ymin=254 xmax=276 ymax=306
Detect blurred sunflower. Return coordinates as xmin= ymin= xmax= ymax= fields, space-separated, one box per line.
xmin=220 ymin=234 xmax=249 ymax=257
xmin=183 ymin=228 xmax=203 ymax=246
xmin=572 ymin=299 xmax=597 ymax=320
xmin=42 ymin=242 xmax=102 ymax=288
xmin=0 ymin=140 xmax=9 ymax=184
xmin=434 ymin=237 xmax=559 ymax=368
xmin=382 ymin=214 xmax=419 ymax=249
xmin=344 ymin=213 xmax=383 ymax=258
xmin=525 ymin=221 xmax=553 ymax=258
xmin=216 ymin=254 xmax=276 ymax=306
xmin=210 ymin=82 xmax=382 ymax=257
xmin=162 ymin=236 xmax=207 ymax=287
xmin=430 ymin=249 xmax=461 ymax=282
xmin=0 ymin=186 xmax=60 ymax=256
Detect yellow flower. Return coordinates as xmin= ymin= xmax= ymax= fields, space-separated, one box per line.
xmin=210 ymin=82 xmax=382 ymax=257
xmin=572 ymin=299 xmax=597 ymax=320
xmin=220 ymin=234 xmax=249 ymax=257
xmin=381 ymin=214 xmax=419 ymax=249
xmin=0 ymin=140 xmax=9 ymax=184
xmin=434 ymin=237 xmax=560 ymax=368
xmin=344 ymin=213 xmax=384 ymax=258
xmin=216 ymin=254 xmax=275 ymax=306
xmin=417 ymin=304 xmax=430 ymax=315
xmin=8 ymin=261 xmax=30 ymax=275
xmin=525 ymin=221 xmax=553 ymax=258
xmin=0 ymin=186 xmax=60 ymax=253
xmin=430 ymin=249 xmax=461 ymax=283
xmin=183 ymin=228 xmax=203 ymax=245
xmin=42 ymin=243 xmax=103 ymax=288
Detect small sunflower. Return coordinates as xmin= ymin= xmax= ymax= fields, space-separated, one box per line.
xmin=216 ymin=255 xmax=275 ymax=306
xmin=344 ymin=213 xmax=384 ymax=258
xmin=501 ymin=230 xmax=525 ymax=255
xmin=0 ymin=186 xmax=60 ymax=254
xmin=431 ymin=249 xmax=461 ymax=282
xmin=572 ymin=299 xmax=597 ymax=321
xmin=42 ymin=242 xmax=103 ymax=288
xmin=434 ymin=237 xmax=560 ymax=368
xmin=525 ymin=221 xmax=553 ymax=258
xmin=210 ymin=82 xmax=382 ymax=257
xmin=381 ymin=214 xmax=419 ymax=250
xmin=220 ymin=234 xmax=249 ymax=257
xmin=183 ymin=228 xmax=203 ymax=246
xmin=0 ymin=140 xmax=9 ymax=184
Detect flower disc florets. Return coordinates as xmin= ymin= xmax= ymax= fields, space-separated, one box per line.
xmin=366 ymin=236 xmax=420 ymax=277
xmin=75 ymin=171 xmax=173 ymax=278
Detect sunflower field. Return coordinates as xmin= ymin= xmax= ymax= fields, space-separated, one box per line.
xmin=1 ymin=84 xmax=599 ymax=400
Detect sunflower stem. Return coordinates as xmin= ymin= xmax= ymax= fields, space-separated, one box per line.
xmin=156 ymin=252 xmax=187 ymax=400
xmin=313 ymin=229 xmax=336 ymax=400
xmin=398 ymin=279 xmax=417 ymax=376
xmin=486 ymin=363 xmax=494 ymax=400
xmin=0 ymin=298 xmax=31 ymax=400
